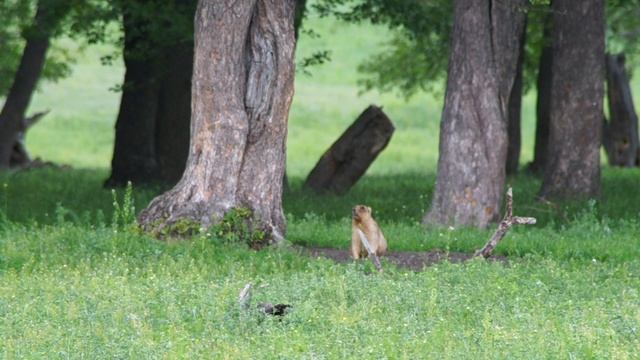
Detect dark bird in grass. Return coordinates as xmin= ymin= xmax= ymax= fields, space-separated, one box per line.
xmin=258 ymin=302 xmax=292 ymax=316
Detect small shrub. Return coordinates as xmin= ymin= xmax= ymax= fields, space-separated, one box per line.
xmin=209 ymin=207 xmax=268 ymax=248
xmin=111 ymin=181 xmax=136 ymax=231
xmin=158 ymin=218 xmax=202 ymax=238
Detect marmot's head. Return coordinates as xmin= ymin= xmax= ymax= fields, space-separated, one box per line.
xmin=352 ymin=205 xmax=372 ymax=221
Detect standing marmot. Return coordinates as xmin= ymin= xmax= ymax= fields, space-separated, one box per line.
xmin=351 ymin=205 xmax=387 ymax=259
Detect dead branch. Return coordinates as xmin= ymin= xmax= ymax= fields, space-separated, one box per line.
xmin=23 ymin=109 xmax=50 ymax=129
xmin=474 ymin=188 xmax=536 ymax=258
xmin=356 ymin=228 xmax=383 ymax=273
xmin=238 ymin=283 xmax=291 ymax=318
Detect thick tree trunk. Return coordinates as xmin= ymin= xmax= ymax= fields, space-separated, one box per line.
xmin=155 ymin=42 xmax=192 ymax=184
xmin=0 ymin=7 xmax=51 ymax=169
xmin=304 ymin=105 xmax=394 ymax=195
xmin=106 ymin=1 xmax=194 ymax=187
xmin=538 ymin=0 xmax=604 ymax=199
xmin=529 ymin=12 xmax=553 ymax=175
xmin=506 ymin=18 xmax=527 ymax=175
xmin=105 ymin=12 xmax=160 ymax=186
xmin=424 ymin=0 xmax=527 ymax=228
xmin=602 ymin=53 xmax=639 ymax=167
xmin=139 ymin=0 xmax=296 ymax=242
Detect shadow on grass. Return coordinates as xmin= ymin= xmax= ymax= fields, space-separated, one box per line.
xmin=1 ymin=167 xmax=640 ymax=228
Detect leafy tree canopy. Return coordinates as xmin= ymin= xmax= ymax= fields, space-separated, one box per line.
xmin=315 ymin=0 xmax=640 ymax=98
xmin=0 ymin=0 xmax=117 ymax=97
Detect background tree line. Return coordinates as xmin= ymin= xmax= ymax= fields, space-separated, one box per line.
xmin=1 ymin=0 xmax=640 ymax=237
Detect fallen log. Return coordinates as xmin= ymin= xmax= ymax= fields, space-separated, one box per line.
xmin=474 ymin=188 xmax=536 ymax=258
xmin=304 ymin=105 xmax=394 ymax=195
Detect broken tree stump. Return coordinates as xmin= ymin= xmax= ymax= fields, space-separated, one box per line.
xmin=474 ymin=188 xmax=536 ymax=258
xmin=10 ymin=110 xmax=49 ymax=168
xmin=603 ymin=53 xmax=640 ymax=167
xmin=304 ymin=105 xmax=394 ymax=194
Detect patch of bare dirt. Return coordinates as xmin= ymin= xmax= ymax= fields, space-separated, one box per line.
xmin=301 ymin=247 xmax=507 ymax=271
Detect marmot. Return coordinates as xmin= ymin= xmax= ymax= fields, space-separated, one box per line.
xmin=351 ymin=205 xmax=387 ymax=259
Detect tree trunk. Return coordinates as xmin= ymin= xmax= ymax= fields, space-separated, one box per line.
xmin=424 ymin=0 xmax=527 ymax=228
xmin=529 ymin=12 xmax=553 ymax=175
xmin=0 ymin=6 xmax=52 ymax=169
xmin=602 ymin=53 xmax=639 ymax=167
xmin=538 ymin=0 xmax=604 ymax=199
xmin=155 ymin=42 xmax=192 ymax=184
xmin=105 ymin=0 xmax=194 ymax=187
xmin=304 ymin=105 xmax=394 ymax=195
xmin=105 ymin=11 xmax=160 ymax=186
xmin=294 ymin=0 xmax=307 ymax=39
xmin=506 ymin=17 xmax=527 ymax=175
xmin=281 ymin=0 xmax=308 ymax=192
xmin=139 ymin=0 xmax=296 ymax=242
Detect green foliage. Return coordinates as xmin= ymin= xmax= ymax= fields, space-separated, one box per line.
xmin=110 ymin=181 xmax=136 ymax=230
xmin=0 ymin=0 xmax=70 ymax=96
xmin=607 ymin=0 xmax=640 ymax=70
xmin=0 ymin=1 xmax=31 ymax=95
xmin=315 ymin=0 xmax=640 ymax=96
xmin=159 ymin=218 xmax=202 ymax=238
xmin=298 ymin=49 xmax=332 ymax=75
xmin=0 ymin=0 xmax=115 ymax=97
xmin=315 ymin=0 xmax=452 ymax=97
xmin=206 ymin=208 xmax=270 ymax=248
xmin=112 ymin=0 xmax=196 ymax=64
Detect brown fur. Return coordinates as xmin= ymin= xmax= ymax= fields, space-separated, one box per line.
xmin=351 ymin=205 xmax=387 ymax=259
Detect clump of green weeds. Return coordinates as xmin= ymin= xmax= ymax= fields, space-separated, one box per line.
xmin=111 ymin=181 xmax=136 ymax=231
xmin=209 ymin=207 xmax=268 ymax=248
xmin=0 ymin=182 xmax=8 ymax=226
xmin=156 ymin=218 xmax=202 ymax=238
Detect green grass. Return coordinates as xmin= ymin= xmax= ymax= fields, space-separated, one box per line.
xmin=1 ymin=8 xmax=640 ymax=359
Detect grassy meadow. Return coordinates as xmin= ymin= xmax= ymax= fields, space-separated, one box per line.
xmin=1 ymin=10 xmax=640 ymax=359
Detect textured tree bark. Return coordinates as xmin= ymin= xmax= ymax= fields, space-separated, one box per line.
xmin=139 ymin=0 xmax=296 ymax=242
xmin=539 ymin=0 xmax=604 ymax=199
xmin=506 ymin=19 xmax=527 ymax=175
xmin=602 ymin=53 xmax=639 ymax=167
xmin=0 ymin=6 xmax=52 ymax=169
xmin=424 ymin=0 xmax=527 ymax=228
xmin=304 ymin=105 xmax=394 ymax=195
xmin=529 ymin=12 xmax=553 ymax=175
